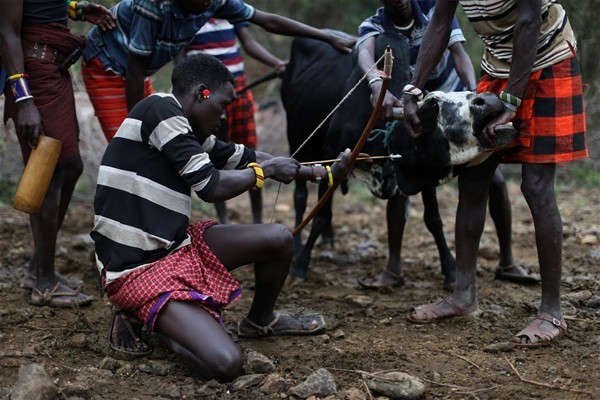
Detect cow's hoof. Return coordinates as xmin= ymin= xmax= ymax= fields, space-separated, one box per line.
xmin=443 ymin=279 xmax=456 ymax=292
xmin=286 ymin=275 xmax=307 ymax=287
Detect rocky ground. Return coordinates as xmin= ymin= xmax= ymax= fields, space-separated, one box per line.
xmin=0 ymin=96 xmax=599 ymax=400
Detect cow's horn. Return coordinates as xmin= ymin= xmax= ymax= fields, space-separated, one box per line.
xmin=392 ymin=107 xmax=404 ymax=120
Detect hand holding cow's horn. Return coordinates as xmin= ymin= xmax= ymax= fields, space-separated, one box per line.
xmin=481 ymin=109 xmax=516 ymax=148
xmin=403 ymin=95 xmax=423 ymax=138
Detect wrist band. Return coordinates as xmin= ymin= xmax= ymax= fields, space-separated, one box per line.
xmin=7 ymin=73 xmax=27 ymax=82
xmin=367 ymin=77 xmax=383 ymax=88
xmin=8 ymin=76 xmax=34 ymax=103
xmin=325 ymin=165 xmax=334 ymax=188
xmin=499 ymin=90 xmax=522 ymax=108
xmin=247 ymin=162 xmax=264 ymax=190
xmin=402 ymin=84 xmax=424 ymax=101
xmin=311 ymin=164 xmax=323 ymax=183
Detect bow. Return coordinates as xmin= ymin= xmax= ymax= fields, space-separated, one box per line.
xmin=292 ymin=46 xmax=394 ymax=236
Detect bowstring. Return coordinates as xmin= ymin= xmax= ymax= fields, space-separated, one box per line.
xmin=270 ymin=53 xmax=387 ymax=223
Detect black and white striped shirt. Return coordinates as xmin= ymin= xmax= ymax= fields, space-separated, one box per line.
xmin=91 ymin=93 xmax=255 ymax=283
xmin=460 ymin=0 xmax=575 ymax=78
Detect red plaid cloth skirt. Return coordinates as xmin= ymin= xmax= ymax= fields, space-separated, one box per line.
xmin=82 ymin=57 xmax=155 ymax=142
xmin=104 ymin=221 xmax=242 ymax=331
xmin=478 ymin=56 xmax=588 ymax=164
xmin=225 ymin=74 xmax=258 ymax=148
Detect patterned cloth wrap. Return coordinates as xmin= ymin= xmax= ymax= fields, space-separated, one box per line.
xmin=82 ymin=57 xmax=155 ymax=142
xmin=225 ymin=74 xmax=258 ymax=148
xmin=478 ymin=56 xmax=588 ymax=164
xmin=104 ymin=221 xmax=242 ymax=331
xmin=3 ymin=23 xmax=85 ymax=163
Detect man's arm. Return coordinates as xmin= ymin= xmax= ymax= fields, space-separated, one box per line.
xmin=404 ymin=0 xmax=458 ymax=137
xmin=125 ymin=53 xmax=149 ymax=111
xmin=0 ymin=0 xmax=42 ymax=146
xmin=356 ymin=35 xmax=400 ymax=120
xmin=481 ymin=0 xmax=542 ymax=139
xmin=250 ymin=9 xmax=355 ymax=54
xmin=236 ymin=25 xmax=286 ymax=73
xmin=448 ymin=42 xmax=477 ymax=90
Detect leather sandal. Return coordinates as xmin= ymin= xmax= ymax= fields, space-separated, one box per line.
xmin=407 ymin=297 xmax=480 ymax=324
xmin=495 ymin=264 xmax=539 ymax=284
xmin=21 ymin=272 xmax=83 ymax=290
xmin=237 ymin=312 xmax=326 ymax=338
xmin=512 ymin=314 xmax=567 ymax=347
xmin=357 ymin=270 xmax=404 ymax=289
xmin=29 ymin=283 xmax=93 ymax=308
xmin=108 ymin=306 xmax=152 ymax=356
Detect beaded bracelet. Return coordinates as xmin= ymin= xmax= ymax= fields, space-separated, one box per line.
xmin=247 ymin=162 xmax=264 ymax=190
xmin=8 ymin=74 xmax=34 ymax=103
xmin=367 ymin=77 xmax=383 ymax=88
xmin=499 ymin=90 xmax=522 ymax=108
xmin=68 ymin=1 xmax=88 ymax=21
xmin=325 ymin=165 xmax=334 ymax=188
xmin=402 ymin=84 xmax=424 ymax=101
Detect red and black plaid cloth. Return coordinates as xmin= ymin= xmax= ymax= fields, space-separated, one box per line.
xmin=478 ymin=55 xmax=588 ymax=164
xmin=82 ymin=57 xmax=155 ymax=142
xmin=104 ymin=221 xmax=242 ymax=331
xmin=224 ymin=74 xmax=258 ymax=148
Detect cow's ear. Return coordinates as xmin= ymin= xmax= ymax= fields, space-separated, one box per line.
xmin=416 ymin=98 xmax=440 ymax=134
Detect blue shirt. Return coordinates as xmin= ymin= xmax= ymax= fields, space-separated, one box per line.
xmin=82 ymin=0 xmax=255 ymax=76
xmin=357 ymin=0 xmax=466 ymax=93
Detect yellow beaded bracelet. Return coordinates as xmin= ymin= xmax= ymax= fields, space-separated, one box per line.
xmin=247 ymin=162 xmax=264 ymax=190
xmin=325 ymin=165 xmax=333 ymax=188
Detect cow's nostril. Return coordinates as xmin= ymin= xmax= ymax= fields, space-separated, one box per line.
xmin=472 ymin=96 xmax=486 ymax=106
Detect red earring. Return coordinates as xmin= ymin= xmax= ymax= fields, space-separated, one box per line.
xmin=201 ymin=88 xmax=210 ymax=99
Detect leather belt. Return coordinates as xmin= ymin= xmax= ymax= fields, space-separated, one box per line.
xmin=22 ymin=41 xmax=66 ymax=65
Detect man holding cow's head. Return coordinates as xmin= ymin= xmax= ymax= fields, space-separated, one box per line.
xmin=404 ymin=0 xmax=588 ymax=346
xmin=355 ymin=0 xmax=535 ymax=290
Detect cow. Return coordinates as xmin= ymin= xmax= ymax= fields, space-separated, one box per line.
xmin=280 ymin=31 xmax=515 ymax=288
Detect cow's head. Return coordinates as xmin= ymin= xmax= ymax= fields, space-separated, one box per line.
xmin=385 ymin=91 xmax=518 ymax=195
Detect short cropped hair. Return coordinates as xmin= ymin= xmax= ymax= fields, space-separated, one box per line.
xmin=171 ymin=54 xmax=234 ymax=96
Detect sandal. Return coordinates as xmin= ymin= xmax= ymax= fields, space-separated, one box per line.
xmin=357 ymin=270 xmax=404 ymax=289
xmin=407 ymin=297 xmax=480 ymax=324
xmin=108 ymin=306 xmax=152 ymax=357
xmin=512 ymin=314 xmax=567 ymax=347
xmin=30 ymin=283 xmax=94 ymax=308
xmin=495 ymin=264 xmax=539 ymax=285
xmin=21 ymin=272 xmax=83 ymax=290
xmin=237 ymin=312 xmax=326 ymax=338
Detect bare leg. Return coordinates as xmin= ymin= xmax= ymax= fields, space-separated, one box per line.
xmin=29 ymin=156 xmax=91 ymax=306
xmin=156 ymin=301 xmax=242 ymax=381
xmin=514 ymin=163 xmax=563 ymax=343
xmin=408 ymin=154 xmax=500 ymax=321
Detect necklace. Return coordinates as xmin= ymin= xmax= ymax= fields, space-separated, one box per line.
xmin=394 ymin=19 xmax=414 ymax=31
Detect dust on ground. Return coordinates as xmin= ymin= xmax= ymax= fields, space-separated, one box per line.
xmin=0 ymin=99 xmax=599 ymax=400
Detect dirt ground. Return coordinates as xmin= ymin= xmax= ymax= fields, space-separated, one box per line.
xmin=0 ymin=100 xmax=599 ymax=400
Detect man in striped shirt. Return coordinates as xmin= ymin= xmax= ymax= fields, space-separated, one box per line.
xmin=92 ymin=54 xmax=351 ymax=379
xmin=404 ymin=0 xmax=587 ymax=347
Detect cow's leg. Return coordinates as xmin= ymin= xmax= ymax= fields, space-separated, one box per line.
xmin=356 ymin=193 xmax=407 ymax=288
xmin=421 ymin=186 xmax=456 ymax=290
xmin=290 ymin=183 xmax=333 ymax=280
xmin=293 ymin=180 xmax=309 ymax=259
